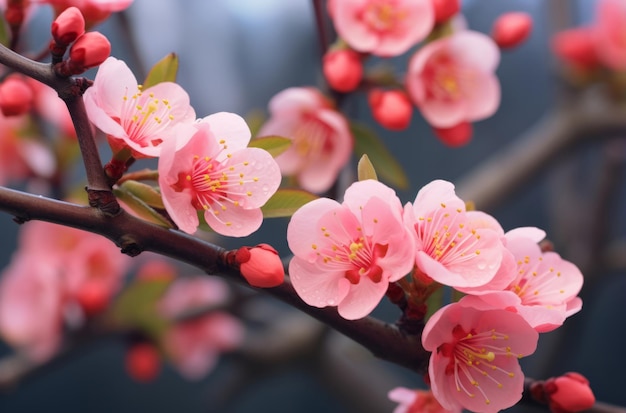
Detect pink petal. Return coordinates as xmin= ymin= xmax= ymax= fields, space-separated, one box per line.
xmin=289 ymin=257 xmax=350 ymax=308
xmin=412 ymin=180 xmax=465 ymax=218
xmin=343 ymin=179 xmax=402 ymax=221
xmin=197 ymin=112 xmax=252 ymax=154
xmin=287 ymin=197 xmax=340 ymax=259
xmin=204 ymin=204 xmax=263 ymax=237
xmin=337 ymin=274 xmax=388 ymax=320
xmin=224 ymin=148 xmax=281 ymax=208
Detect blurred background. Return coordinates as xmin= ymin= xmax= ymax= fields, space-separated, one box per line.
xmin=1 ymin=0 xmax=625 ymax=412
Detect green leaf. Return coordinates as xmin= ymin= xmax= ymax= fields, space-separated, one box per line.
xmin=351 ymin=121 xmax=409 ymax=190
xmin=357 ymin=154 xmax=378 ymax=182
xmin=261 ymin=189 xmax=318 ymax=218
xmin=248 ymin=135 xmax=292 ymax=158
xmin=109 ymin=278 xmax=172 ymax=339
xmin=119 ymin=180 xmax=164 ymax=209
xmin=246 ymin=109 xmax=267 ymax=138
xmin=113 ymin=187 xmax=173 ymax=228
xmin=143 ymin=53 xmax=179 ymax=88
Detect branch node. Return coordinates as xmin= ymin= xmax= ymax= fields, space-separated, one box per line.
xmin=119 ymin=235 xmax=143 ymax=257
xmin=86 ymin=188 xmax=120 ymax=216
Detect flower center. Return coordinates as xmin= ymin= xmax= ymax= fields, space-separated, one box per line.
xmin=292 ymin=113 xmax=334 ymax=166
xmin=361 ymin=1 xmax=407 ymax=33
xmin=439 ymin=324 xmax=519 ymax=407
xmin=119 ymin=86 xmax=176 ymax=148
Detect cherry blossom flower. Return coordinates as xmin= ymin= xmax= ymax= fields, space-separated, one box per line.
xmin=0 ymin=254 xmax=63 ymax=361
xmin=406 ymin=180 xmax=509 ymax=289
xmin=463 ymin=228 xmax=583 ymax=332
xmin=257 ymin=87 xmax=353 ymax=194
xmin=257 ymin=87 xmax=352 ymax=193
xmin=330 ymin=0 xmax=434 ymax=57
xmin=287 ymin=180 xmax=415 ymax=320
xmin=406 ymin=31 xmax=501 ymax=128
xmin=159 ymin=276 xmax=244 ymax=380
xmin=84 ymin=56 xmax=196 ymax=158
xmin=422 ymin=298 xmax=538 ymax=413
xmin=158 ymin=112 xmax=281 ymax=237
xmin=388 ymin=387 xmax=461 ymax=413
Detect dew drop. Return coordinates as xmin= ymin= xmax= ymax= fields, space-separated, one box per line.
xmin=262 ymin=184 xmax=269 ymax=193
xmin=327 ymin=299 xmax=335 ymax=306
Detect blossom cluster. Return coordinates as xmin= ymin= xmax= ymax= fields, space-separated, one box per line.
xmin=287 ymin=178 xmax=584 ymax=412
xmin=84 ymin=56 xmax=281 ymax=237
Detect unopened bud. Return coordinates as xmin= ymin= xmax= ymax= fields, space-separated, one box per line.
xmin=552 ymin=28 xmax=600 ymax=70
xmin=323 ymin=49 xmax=363 ymax=93
xmin=125 ymin=342 xmax=160 ymax=383
xmin=368 ymin=88 xmax=412 ymax=131
xmin=59 ymin=31 xmax=110 ymax=76
xmin=432 ymin=122 xmax=472 ymax=147
xmin=492 ymin=12 xmax=533 ymax=49
xmin=51 ymin=6 xmax=85 ymax=47
xmin=0 ymin=75 xmax=33 ymax=117
xmin=545 ymin=372 xmax=595 ymax=413
xmin=431 ymin=0 xmax=460 ymax=24
xmin=75 ymin=281 xmax=110 ymax=316
xmin=235 ymin=244 xmax=284 ymax=288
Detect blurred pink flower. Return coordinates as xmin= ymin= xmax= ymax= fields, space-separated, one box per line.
xmin=422 ymin=298 xmax=538 ymax=413
xmin=406 ymin=31 xmax=501 ymax=128
xmin=159 ymin=276 xmax=244 ymax=380
xmin=158 ymin=112 xmax=281 ymax=237
xmin=388 ymin=387 xmax=461 ymax=413
xmin=464 ymin=228 xmax=583 ymax=332
xmin=406 ymin=180 xmax=507 ymax=289
xmin=42 ymin=0 xmax=133 ymax=27
xmin=0 ymin=254 xmax=63 ymax=361
xmin=287 ymin=180 xmax=415 ymax=320
xmin=330 ymin=0 xmax=434 ymax=57
xmin=594 ymin=0 xmax=626 ymax=70
xmin=257 ymin=87 xmax=353 ymax=194
xmin=84 ymin=56 xmax=196 ymax=158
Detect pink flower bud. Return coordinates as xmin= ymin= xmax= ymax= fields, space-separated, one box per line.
xmin=235 ymin=244 xmax=284 ymax=288
xmin=431 ymin=0 xmax=460 ymax=24
xmin=552 ymin=28 xmax=600 ymax=70
xmin=125 ymin=343 xmax=160 ymax=383
xmin=545 ymin=372 xmax=595 ymax=413
xmin=492 ymin=12 xmax=533 ymax=49
xmin=0 ymin=75 xmax=33 ymax=117
xmin=75 ymin=281 xmax=111 ymax=316
xmin=51 ymin=6 xmax=85 ymax=47
xmin=322 ymin=49 xmax=363 ymax=93
xmin=432 ymin=121 xmax=473 ymax=147
xmin=368 ymin=88 xmax=412 ymax=131
xmin=67 ymin=31 xmax=111 ymax=73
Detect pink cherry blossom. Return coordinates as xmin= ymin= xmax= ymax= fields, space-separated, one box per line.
xmin=84 ymin=56 xmax=196 ymax=158
xmin=287 ymin=180 xmax=415 ymax=320
xmin=0 ymin=253 xmax=63 ymax=361
xmin=406 ymin=31 xmax=501 ymax=128
xmin=159 ymin=276 xmax=244 ymax=380
xmin=406 ymin=180 xmax=507 ymax=289
xmin=330 ymin=0 xmax=434 ymax=57
xmin=594 ymin=0 xmax=626 ymax=70
xmin=257 ymin=87 xmax=353 ymax=194
xmin=158 ymin=112 xmax=281 ymax=237
xmin=464 ymin=228 xmax=583 ymax=332
xmin=422 ymin=298 xmax=538 ymax=413
xmin=388 ymin=387 xmax=461 ymax=413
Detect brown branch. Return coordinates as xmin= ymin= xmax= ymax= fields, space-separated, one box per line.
xmin=456 ymin=88 xmax=626 ymax=211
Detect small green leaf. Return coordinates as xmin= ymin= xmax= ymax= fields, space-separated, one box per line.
xmin=109 ymin=278 xmax=172 ymax=339
xmin=113 ymin=187 xmax=172 ymax=228
xmin=248 ymin=135 xmax=292 ymax=158
xmin=351 ymin=121 xmax=409 ymax=190
xmin=119 ymin=180 xmax=164 ymax=209
xmin=246 ymin=109 xmax=267 ymax=138
xmin=357 ymin=154 xmax=378 ymax=182
xmin=261 ymin=189 xmax=318 ymax=218
xmin=143 ymin=53 xmax=179 ymax=88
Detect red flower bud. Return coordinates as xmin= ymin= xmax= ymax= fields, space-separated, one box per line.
xmin=432 ymin=122 xmax=473 ymax=147
xmin=65 ymin=31 xmax=111 ymax=74
xmin=545 ymin=372 xmax=595 ymax=413
xmin=125 ymin=343 xmax=160 ymax=383
xmin=431 ymin=0 xmax=460 ymax=24
xmin=492 ymin=12 xmax=533 ymax=49
xmin=75 ymin=281 xmax=111 ymax=316
xmin=368 ymin=88 xmax=412 ymax=131
xmin=51 ymin=6 xmax=85 ymax=47
xmin=235 ymin=244 xmax=284 ymax=288
xmin=551 ymin=28 xmax=600 ymax=70
xmin=0 ymin=75 xmax=33 ymax=117
xmin=323 ymin=49 xmax=363 ymax=93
